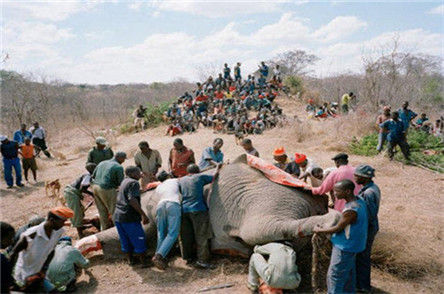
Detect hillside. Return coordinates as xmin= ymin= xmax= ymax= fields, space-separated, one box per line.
xmin=1 ymin=96 xmax=443 ymax=293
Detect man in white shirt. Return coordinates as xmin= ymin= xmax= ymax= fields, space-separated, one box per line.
xmin=29 ymin=122 xmax=51 ymax=158
xmin=10 ymin=207 xmax=74 ymax=293
xmin=152 ymin=171 xmax=182 ymax=270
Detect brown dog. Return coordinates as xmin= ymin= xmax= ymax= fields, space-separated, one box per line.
xmin=45 ymin=179 xmax=64 ymax=205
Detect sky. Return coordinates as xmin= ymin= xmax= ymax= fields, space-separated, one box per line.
xmin=1 ymin=0 xmax=443 ymax=85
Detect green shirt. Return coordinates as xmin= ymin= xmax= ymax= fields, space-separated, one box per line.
xmin=87 ymin=147 xmax=114 ymax=165
xmin=253 ymin=243 xmax=301 ymax=289
xmin=47 ymin=241 xmax=89 ymax=290
xmin=92 ymin=158 xmax=124 ymax=189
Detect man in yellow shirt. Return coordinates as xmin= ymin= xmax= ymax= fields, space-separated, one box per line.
xmin=341 ymin=92 xmax=355 ymax=114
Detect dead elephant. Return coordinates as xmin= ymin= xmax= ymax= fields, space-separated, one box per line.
xmin=89 ymin=154 xmax=340 ymax=258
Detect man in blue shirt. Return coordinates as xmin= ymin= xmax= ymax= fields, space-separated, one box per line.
xmin=314 ymin=180 xmax=368 ymax=294
xmin=198 ymin=138 xmax=224 ymax=170
xmin=179 ymin=163 xmax=221 ymax=269
xmin=234 ymin=62 xmax=241 ymax=82
xmin=223 ymin=63 xmax=231 ymax=80
xmin=258 ymin=61 xmax=269 ymax=78
xmin=0 ymin=136 xmax=24 ymax=189
xmin=354 ymin=165 xmax=381 ymax=293
xmin=398 ymin=101 xmax=417 ymax=132
xmin=380 ymin=111 xmax=410 ymax=160
xmin=13 ymin=124 xmax=32 ymax=145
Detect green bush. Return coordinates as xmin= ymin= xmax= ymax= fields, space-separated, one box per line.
xmin=350 ymin=133 xmax=379 ymax=156
xmin=284 ymin=76 xmax=304 ymax=95
xmin=143 ymin=101 xmax=171 ymax=127
xmin=350 ymin=129 xmax=444 ymax=173
xmin=119 ymin=123 xmax=133 ymax=134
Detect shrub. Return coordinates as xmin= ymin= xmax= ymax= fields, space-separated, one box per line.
xmin=350 ymin=133 xmax=379 ymax=156
xmin=350 ymin=129 xmax=444 ymax=173
xmin=143 ymin=101 xmax=171 ymax=127
xmin=284 ymin=76 xmax=304 ymax=95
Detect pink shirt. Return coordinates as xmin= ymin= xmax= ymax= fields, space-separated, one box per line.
xmin=311 ymin=165 xmax=361 ymax=211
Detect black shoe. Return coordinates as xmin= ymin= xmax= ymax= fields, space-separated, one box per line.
xmin=7 ymin=186 xmax=13 ymax=189
xmin=152 ymin=253 xmax=166 ymax=270
xmin=185 ymin=258 xmax=195 ymax=265
xmin=194 ymin=261 xmax=216 ymax=269
xmin=17 ymin=183 xmax=24 ymax=187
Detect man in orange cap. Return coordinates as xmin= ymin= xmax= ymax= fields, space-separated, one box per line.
xmin=9 ymin=207 xmax=73 ymax=293
xmin=273 ymin=147 xmax=300 ymax=177
xmin=294 ymin=153 xmax=320 ymax=185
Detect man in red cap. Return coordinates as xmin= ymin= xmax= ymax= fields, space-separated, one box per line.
xmin=294 ymin=153 xmax=320 ymax=185
xmin=9 ymin=207 xmax=73 ymax=293
xmin=272 ymin=147 xmax=300 ymax=177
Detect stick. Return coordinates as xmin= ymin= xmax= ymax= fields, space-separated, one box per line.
xmin=311 ymin=234 xmax=319 ymax=292
xmin=84 ymin=200 xmax=94 ymax=211
xmin=197 ymin=283 xmax=234 ymax=292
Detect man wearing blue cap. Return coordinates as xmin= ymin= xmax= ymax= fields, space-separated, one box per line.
xmin=354 ymin=165 xmax=381 ymax=293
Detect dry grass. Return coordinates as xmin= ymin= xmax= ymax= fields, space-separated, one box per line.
xmin=1 ymin=96 xmax=443 ymax=293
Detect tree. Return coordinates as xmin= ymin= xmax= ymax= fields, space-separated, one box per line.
xmin=362 ymin=35 xmax=442 ymax=110
xmin=269 ymin=50 xmax=320 ymax=77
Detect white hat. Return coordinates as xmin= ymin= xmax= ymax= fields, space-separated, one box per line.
xmin=0 ymin=135 xmax=7 ymax=142
xmin=95 ymin=136 xmax=108 ymax=145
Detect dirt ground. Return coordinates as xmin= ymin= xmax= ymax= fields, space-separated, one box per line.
xmin=1 ymin=96 xmax=443 ymax=293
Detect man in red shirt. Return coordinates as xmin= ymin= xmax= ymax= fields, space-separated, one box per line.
xmin=168 ymin=138 xmax=195 ymax=178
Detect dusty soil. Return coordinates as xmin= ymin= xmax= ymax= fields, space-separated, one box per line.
xmin=1 ymin=96 xmax=443 ymax=293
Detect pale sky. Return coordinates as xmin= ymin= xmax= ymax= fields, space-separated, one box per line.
xmin=2 ymin=1 xmax=443 ymax=84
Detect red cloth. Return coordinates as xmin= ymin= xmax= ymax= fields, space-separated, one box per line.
xmin=229 ymin=86 xmax=236 ymax=92
xmin=246 ymin=154 xmax=310 ymax=189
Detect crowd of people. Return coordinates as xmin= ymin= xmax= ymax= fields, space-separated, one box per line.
xmin=0 ymin=61 xmax=441 ymax=293
xmin=133 ymin=62 xmax=288 ymax=140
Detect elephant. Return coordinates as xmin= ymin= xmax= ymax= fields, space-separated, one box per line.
xmin=87 ymin=154 xmax=340 ymax=258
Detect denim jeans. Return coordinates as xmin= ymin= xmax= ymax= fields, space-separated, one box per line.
xmin=327 ymin=245 xmax=357 ymax=294
xmin=356 ymin=229 xmax=378 ymax=291
xmin=3 ymin=157 xmax=22 ymax=187
xmin=156 ymin=201 xmax=181 ymax=258
xmin=376 ymin=132 xmax=387 ymax=152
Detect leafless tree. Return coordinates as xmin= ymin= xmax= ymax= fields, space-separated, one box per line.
xmin=269 ymin=50 xmax=320 ymax=77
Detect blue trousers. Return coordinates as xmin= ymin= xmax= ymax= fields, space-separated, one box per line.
xmin=356 ymin=230 xmax=377 ymax=291
xmin=327 ymin=245 xmax=357 ymax=294
xmin=155 ymin=201 xmax=181 ymax=258
xmin=3 ymin=157 xmax=22 ymax=187
xmin=376 ymin=133 xmax=387 ymax=152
